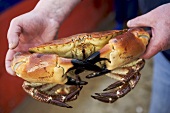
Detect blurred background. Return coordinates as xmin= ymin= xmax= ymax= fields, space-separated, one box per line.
xmin=0 ymin=0 xmax=153 ymax=113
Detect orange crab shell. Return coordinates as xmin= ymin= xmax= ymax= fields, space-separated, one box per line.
xmin=11 ymin=53 xmax=74 ymax=84
xmin=97 ymin=28 xmax=150 ymax=70
xmin=28 ymin=30 xmax=126 ymax=59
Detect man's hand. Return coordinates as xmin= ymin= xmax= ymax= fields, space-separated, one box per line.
xmin=127 ymin=3 xmax=170 ymax=59
xmin=6 ymin=11 xmax=59 ymax=75
xmin=6 ymin=0 xmax=81 ymax=75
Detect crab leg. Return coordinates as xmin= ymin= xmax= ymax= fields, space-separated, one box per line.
xmin=90 ymin=59 xmax=144 ymax=103
xmin=22 ymin=83 xmax=73 ymax=108
xmin=50 ymin=99 xmax=72 ymax=108
xmin=103 ymin=81 xmax=124 ymax=91
xmin=102 ymin=71 xmax=139 ymax=91
xmin=23 ymin=80 xmax=84 ymax=108
xmin=91 ymin=72 xmax=141 ymax=103
xmin=65 ymin=76 xmax=88 ymax=85
xmin=86 ymin=69 xmax=110 ymax=78
xmin=64 ymin=86 xmax=83 ymax=102
xmin=91 ymin=84 xmax=131 ymax=103
xmin=91 ymin=95 xmax=118 ymax=103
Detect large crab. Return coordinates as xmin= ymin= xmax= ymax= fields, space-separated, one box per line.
xmin=11 ymin=28 xmax=150 ymax=108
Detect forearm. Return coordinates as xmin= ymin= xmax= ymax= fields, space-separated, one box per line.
xmin=33 ymin=0 xmax=81 ymax=24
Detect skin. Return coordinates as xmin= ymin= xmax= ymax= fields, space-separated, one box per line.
xmin=5 ymin=0 xmax=81 ymax=75
xmin=127 ymin=3 xmax=170 ymax=59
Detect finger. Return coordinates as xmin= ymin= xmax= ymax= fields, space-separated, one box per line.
xmin=7 ymin=18 xmax=22 ymax=49
xmin=141 ymin=36 xmax=161 ymax=59
xmin=5 ymin=49 xmax=16 ymax=75
xmin=127 ymin=13 xmax=153 ymax=28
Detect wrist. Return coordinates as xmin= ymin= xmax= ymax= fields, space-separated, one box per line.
xmin=33 ymin=0 xmax=81 ymax=24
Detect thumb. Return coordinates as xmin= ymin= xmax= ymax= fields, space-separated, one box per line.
xmin=5 ymin=49 xmax=16 ymax=75
xmin=127 ymin=13 xmax=152 ymax=28
xmin=7 ymin=18 xmax=22 ymax=49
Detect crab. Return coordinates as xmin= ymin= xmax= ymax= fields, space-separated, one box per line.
xmin=11 ymin=28 xmax=150 ymax=108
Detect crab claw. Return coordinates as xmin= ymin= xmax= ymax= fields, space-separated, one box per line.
xmin=85 ymin=52 xmax=109 ymax=64
xmin=71 ymin=59 xmax=102 ymax=72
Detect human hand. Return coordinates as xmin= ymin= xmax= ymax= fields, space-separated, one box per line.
xmin=127 ymin=3 xmax=170 ymax=59
xmin=5 ymin=0 xmax=81 ymax=75
xmin=6 ymin=10 xmax=59 ymax=75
